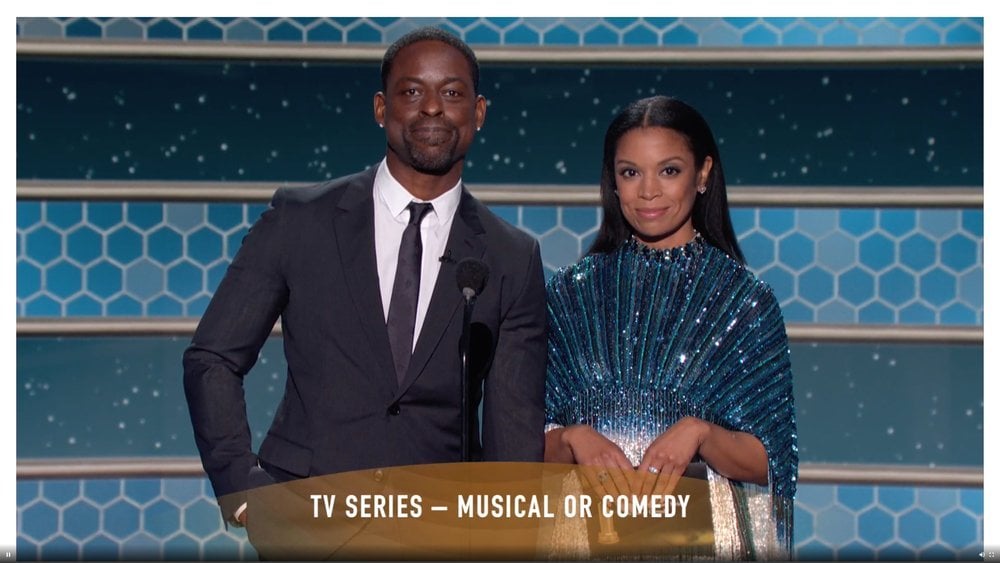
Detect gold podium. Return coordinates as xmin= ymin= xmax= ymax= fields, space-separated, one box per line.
xmin=239 ymin=462 xmax=714 ymax=560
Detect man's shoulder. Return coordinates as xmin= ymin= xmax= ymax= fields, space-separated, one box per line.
xmin=466 ymin=196 xmax=536 ymax=249
xmin=277 ymin=167 xmax=376 ymax=205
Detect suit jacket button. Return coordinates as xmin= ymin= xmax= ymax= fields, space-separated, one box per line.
xmin=387 ymin=403 xmax=401 ymax=416
xmin=373 ymin=469 xmax=385 ymax=482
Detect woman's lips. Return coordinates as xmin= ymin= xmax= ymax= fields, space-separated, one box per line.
xmin=635 ymin=207 xmax=667 ymax=219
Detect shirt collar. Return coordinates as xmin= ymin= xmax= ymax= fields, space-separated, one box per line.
xmin=374 ymin=158 xmax=463 ymax=223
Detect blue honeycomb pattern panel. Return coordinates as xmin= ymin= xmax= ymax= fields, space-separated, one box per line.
xmin=16 ymin=17 xmax=984 ymax=47
xmin=16 ymin=478 xmax=257 ymax=561
xmin=16 ymin=201 xmax=983 ymax=325
xmin=15 ymin=478 xmax=983 ymax=560
xmin=794 ymin=484 xmax=983 ymax=560
xmin=731 ymin=207 xmax=983 ymax=325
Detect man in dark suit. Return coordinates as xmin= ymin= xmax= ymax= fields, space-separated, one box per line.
xmin=183 ymin=27 xmax=547 ymax=528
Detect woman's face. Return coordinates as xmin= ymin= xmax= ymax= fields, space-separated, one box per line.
xmin=613 ymin=126 xmax=713 ymax=250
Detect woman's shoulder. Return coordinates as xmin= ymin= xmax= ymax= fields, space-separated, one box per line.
xmin=545 ymin=250 xmax=612 ymax=293
xmin=698 ymin=245 xmax=788 ymax=334
xmin=702 ymin=244 xmax=778 ymax=300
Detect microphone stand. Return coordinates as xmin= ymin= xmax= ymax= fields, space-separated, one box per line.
xmin=460 ymin=288 xmax=475 ymax=462
xmin=455 ymin=257 xmax=486 ymax=561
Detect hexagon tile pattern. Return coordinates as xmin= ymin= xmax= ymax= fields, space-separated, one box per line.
xmin=17 ymin=478 xmax=257 ymax=560
xmin=16 ymin=17 xmax=983 ymax=47
xmin=16 ymin=478 xmax=983 ymax=560
xmin=17 ymin=202 xmax=982 ymax=325
xmin=794 ymin=483 xmax=983 ymax=560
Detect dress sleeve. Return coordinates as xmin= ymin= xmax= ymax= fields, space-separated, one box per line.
xmin=709 ymin=282 xmax=798 ymax=502
xmin=544 ymin=267 xmax=584 ymax=427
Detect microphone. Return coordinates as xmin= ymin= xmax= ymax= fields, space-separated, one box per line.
xmin=455 ymin=258 xmax=489 ymax=302
xmin=455 ymin=258 xmax=489 ymax=463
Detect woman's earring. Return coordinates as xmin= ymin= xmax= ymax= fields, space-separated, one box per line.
xmin=697 ymin=185 xmax=707 ymax=194
xmin=378 ymin=123 xmax=384 ymax=128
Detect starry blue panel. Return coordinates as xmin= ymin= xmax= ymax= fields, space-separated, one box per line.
xmin=16 ymin=59 xmax=983 ymax=187
xmin=794 ymin=342 xmax=981 ymax=466
xmin=16 ymin=337 xmax=983 ymax=466
xmin=16 ymin=337 xmax=287 ymax=458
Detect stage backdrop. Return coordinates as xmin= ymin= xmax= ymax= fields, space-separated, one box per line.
xmin=16 ymin=17 xmax=983 ymax=560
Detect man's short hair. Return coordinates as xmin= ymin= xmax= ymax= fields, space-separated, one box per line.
xmin=381 ymin=26 xmax=480 ymax=94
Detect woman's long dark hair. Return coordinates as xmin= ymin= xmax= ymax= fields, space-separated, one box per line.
xmin=587 ymin=96 xmax=744 ymax=263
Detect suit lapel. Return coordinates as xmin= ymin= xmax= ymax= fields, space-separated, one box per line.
xmin=396 ymin=188 xmax=486 ymax=396
xmin=332 ymin=169 xmax=397 ymax=389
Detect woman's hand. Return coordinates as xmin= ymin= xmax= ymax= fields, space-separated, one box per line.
xmin=636 ymin=416 xmax=709 ymax=496
xmin=637 ymin=416 xmax=770 ymax=494
xmin=550 ymin=424 xmax=636 ymax=496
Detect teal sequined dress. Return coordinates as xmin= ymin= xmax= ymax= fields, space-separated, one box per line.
xmin=546 ymin=236 xmax=798 ymax=559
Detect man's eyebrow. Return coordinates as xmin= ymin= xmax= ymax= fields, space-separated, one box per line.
xmin=395 ymin=75 xmax=469 ymax=85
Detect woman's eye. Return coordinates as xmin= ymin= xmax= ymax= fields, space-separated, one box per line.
xmin=618 ymin=168 xmax=637 ymax=178
xmin=662 ymin=166 xmax=680 ymax=176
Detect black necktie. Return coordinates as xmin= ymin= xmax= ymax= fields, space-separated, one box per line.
xmin=387 ymin=202 xmax=433 ymax=384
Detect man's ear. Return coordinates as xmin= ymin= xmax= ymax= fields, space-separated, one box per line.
xmin=474 ymin=94 xmax=486 ymax=131
xmin=373 ymin=92 xmax=386 ymax=128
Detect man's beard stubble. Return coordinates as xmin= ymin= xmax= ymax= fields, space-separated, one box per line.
xmin=400 ymin=128 xmax=462 ymax=176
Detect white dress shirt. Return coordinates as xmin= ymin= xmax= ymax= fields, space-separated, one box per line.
xmin=373 ymin=158 xmax=461 ymax=349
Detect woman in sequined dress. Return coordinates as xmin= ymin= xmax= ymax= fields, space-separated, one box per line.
xmin=543 ymin=96 xmax=797 ymax=559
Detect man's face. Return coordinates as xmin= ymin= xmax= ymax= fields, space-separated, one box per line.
xmin=374 ymin=40 xmax=486 ymax=177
